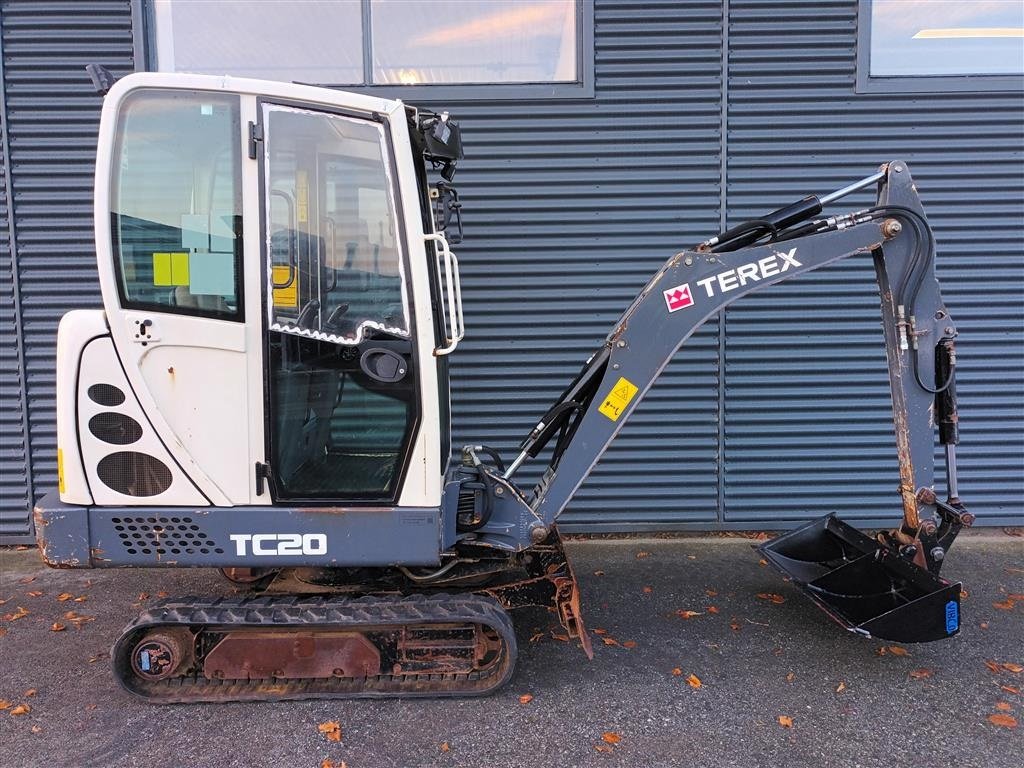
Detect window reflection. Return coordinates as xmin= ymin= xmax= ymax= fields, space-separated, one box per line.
xmin=871 ymin=0 xmax=1024 ymax=76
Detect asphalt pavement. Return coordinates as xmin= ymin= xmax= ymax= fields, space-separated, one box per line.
xmin=1 ymin=532 xmax=1021 ymax=768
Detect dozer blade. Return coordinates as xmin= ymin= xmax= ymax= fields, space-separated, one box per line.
xmin=757 ymin=514 xmax=961 ymax=643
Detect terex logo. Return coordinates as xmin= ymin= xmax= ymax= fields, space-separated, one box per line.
xmin=229 ymin=533 xmax=327 ymax=557
xmin=697 ymin=248 xmax=801 ymax=298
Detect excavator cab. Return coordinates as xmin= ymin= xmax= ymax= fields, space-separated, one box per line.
xmin=35 ymin=72 xmax=974 ymax=703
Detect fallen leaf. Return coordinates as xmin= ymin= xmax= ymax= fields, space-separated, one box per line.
xmin=642 ymin=586 xmax=653 ymax=594
xmin=10 ymin=704 xmax=31 ymax=716
xmin=635 ymin=551 xmax=649 ymax=559
xmin=1003 ymin=663 xmax=1024 ymax=673
xmin=318 ymin=721 xmax=342 ymax=743
xmin=981 ymin=622 xmax=989 ymax=629
xmin=887 ymin=646 xmax=909 ymax=657
xmin=601 ymin=732 xmax=622 ymax=745
xmin=17 ymin=576 xmax=36 ymax=585
xmin=551 ymin=633 xmax=569 ymax=643
xmin=706 ymin=589 xmax=718 ymax=597
xmin=601 ymin=637 xmax=619 ymax=647
xmin=686 ymin=674 xmax=702 ymax=689
xmin=156 ymin=591 xmax=169 ymax=598
xmin=320 ymin=760 xmax=346 ymax=768
xmin=137 ymin=592 xmax=150 ymax=601
xmin=440 ymin=742 xmax=450 ymax=753
xmin=675 ymin=610 xmax=702 ymax=619
xmin=528 ymin=632 xmax=544 ymax=643
xmin=671 ymin=668 xmax=682 ymax=676
xmin=730 ymin=618 xmax=741 ymax=631
xmin=30 ymin=725 xmax=42 ymax=734
xmin=778 ymin=715 xmax=793 ymax=728
xmin=73 ymin=596 xmax=88 ymax=603
xmin=622 ymin=640 xmax=637 ymax=649
xmin=23 ymin=689 xmax=36 ymax=697
xmin=988 ymin=713 xmax=1017 ymax=729
xmin=758 ymin=558 xmax=768 ymax=567
xmin=0 ymin=628 xmax=7 ymax=638
xmin=84 ymin=703 xmax=97 ymax=711
xmin=1001 ymin=685 xmax=1021 ymax=694
xmin=835 ymin=682 xmax=846 ymax=693
xmin=593 ymin=570 xmax=605 ymax=576
xmin=995 ymin=702 xmax=1013 ymax=712
xmin=786 ymin=672 xmax=795 ymax=683
xmin=756 ymin=593 xmax=785 ymax=604
xmin=985 ymin=660 xmax=1002 ymax=673
xmin=594 ymin=744 xmax=614 ymax=754
xmin=57 ymin=593 xmax=73 ymax=602
xmin=993 ymin=600 xmax=1015 ymax=611
xmin=3 ymin=606 xmax=29 ymax=621
xmin=592 ymin=628 xmax=607 ymax=635
xmin=687 ymin=555 xmax=697 ymax=560
xmin=26 ymin=591 xmax=43 ymax=598
xmin=0 ymin=700 xmax=11 ymax=710
xmin=50 ymin=622 xmax=66 ymax=632
xmin=707 ymin=606 xmax=719 ymax=614
xmin=910 ymin=668 xmax=933 ymax=679
xmin=519 ymin=694 xmax=533 ymax=704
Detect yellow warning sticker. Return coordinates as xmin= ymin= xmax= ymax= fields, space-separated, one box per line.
xmin=57 ymin=447 xmax=65 ymax=494
xmin=598 ymin=376 xmax=639 ymax=422
xmin=272 ymin=265 xmax=299 ymax=308
xmin=152 ymin=252 xmax=190 ymax=286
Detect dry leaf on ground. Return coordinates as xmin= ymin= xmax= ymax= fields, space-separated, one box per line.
xmin=910 ymin=669 xmax=933 ymax=679
xmin=23 ymin=689 xmax=36 ymax=697
xmin=985 ymin=660 xmax=1002 ymax=673
xmin=995 ymin=702 xmax=1012 ymax=712
xmin=30 ymin=725 xmax=42 ymax=734
xmin=993 ymin=600 xmax=1015 ymax=610
xmin=686 ymin=674 xmax=702 ymax=689
xmin=320 ymin=760 xmax=346 ymax=768
xmin=519 ymin=694 xmax=533 ymax=704
xmin=635 ymin=551 xmax=649 ymax=559
xmin=675 ymin=610 xmax=702 ymax=619
xmin=778 ymin=715 xmax=793 ymax=728
xmin=3 ymin=606 xmax=29 ymax=621
xmin=730 ymin=618 xmax=741 ymax=631
xmin=601 ymin=732 xmax=622 ymax=745
xmin=0 ymin=700 xmax=12 ymax=710
xmin=622 ymin=640 xmax=637 ymax=649
xmin=642 ymin=586 xmax=652 ymax=594
xmin=601 ymin=637 xmax=619 ymax=647
xmin=440 ymin=742 xmax=450 ymax=753
xmin=1003 ymin=662 xmax=1024 ymax=673
xmin=10 ymin=704 xmax=31 ymax=716
xmin=317 ymin=721 xmax=342 ymax=743
xmin=786 ymin=672 xmax=795 ymax=682
xmin=887 ymin=646 xmax=909 ymax=656
xmin=707 ymin=606 xmax=719 ymax=614
xmin=56 ymin=593 xmax=73 ymax=602
xmin=1001 ymin=685 xmax=1021 ymax=694
xmin=756 ymin=593 xmax=785 ymax=604
xmin=50 ymin=622 xmax=66 ymax=632
xmin=988 ymin=713 xmax=1018 ymax=728
xmin=593 ymin=570 xmax=605 ymax=576
xmin=17 ymin=577 xmax=35 ymax=585
xmin=26 ymin=591 xmax=42 ymax=598
xmin=835 ymin=682 xmax=846 ymax=693
xmin=671 ymin=668 xmax=682 ymax=677
xmin=594 ymin=744 xmax=614 ymax=754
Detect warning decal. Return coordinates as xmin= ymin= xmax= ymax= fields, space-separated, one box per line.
xmin=598 ymin=376 xmax=639 ymax=422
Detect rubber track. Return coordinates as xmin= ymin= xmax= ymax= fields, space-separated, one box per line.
xmin=112 ymin=593 xmax=517 ymax=703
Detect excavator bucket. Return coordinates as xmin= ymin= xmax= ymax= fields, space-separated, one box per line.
xmin=757 ymin=515 xmax=961 ymax=643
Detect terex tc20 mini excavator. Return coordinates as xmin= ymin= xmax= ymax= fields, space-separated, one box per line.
xmin=35 ymin=72 xmax=974 ymax=703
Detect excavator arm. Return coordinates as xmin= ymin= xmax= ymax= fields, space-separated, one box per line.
xmin=457 ymin=161 xmax=971 ymax=643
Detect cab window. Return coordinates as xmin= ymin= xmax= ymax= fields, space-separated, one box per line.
xmin=110 ymin=89 xmax=243 ymax=320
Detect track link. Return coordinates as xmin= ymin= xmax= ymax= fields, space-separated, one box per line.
xmin=112 ymin=593 xmax=516 ymax=703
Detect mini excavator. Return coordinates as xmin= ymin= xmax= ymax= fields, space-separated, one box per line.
xmin=35 ymin=72 xmax=974 ymax=702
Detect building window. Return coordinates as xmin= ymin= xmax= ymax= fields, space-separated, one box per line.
xmin=858 ymin=0 xmax=1024 ymax=92
xmin=147 ymin=0 xmax=592 ymax=98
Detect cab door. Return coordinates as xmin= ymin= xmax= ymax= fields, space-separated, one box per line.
xmin=99 ymin=87 xmax=255 ymax=505
xmin=258 ymin=102 xmax=420 ymax=504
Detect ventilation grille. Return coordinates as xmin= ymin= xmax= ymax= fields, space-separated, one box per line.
xmin=89 ymin=412 xmax=143 ymax=445
xmin=87 ymin=383 xmax=125 ymax=407
xmin=111 ymin=516 xmax=224 ymax=556
xmin=97 ymin=451 xmax=172 ymax=497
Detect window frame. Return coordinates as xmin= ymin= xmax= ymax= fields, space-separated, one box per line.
xmin=108 ymin=87 xmax=246 ymax=322
xmin=135 ymin=0 xmax=595 ymax=101
xmin=856 ymin=0 xmax=1024 ymax=94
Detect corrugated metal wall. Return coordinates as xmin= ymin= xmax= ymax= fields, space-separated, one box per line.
xmin=0 ymin=0 xmax=1020 ymax=540
xmin=0 ymin=1 xmax=135 ymax=540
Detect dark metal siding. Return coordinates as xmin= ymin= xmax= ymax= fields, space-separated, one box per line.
xmin=723 ymin=0 xmax=1024 ymax=525
xmin=0 ymin=0 xmax=1020 ymax=541
xmin=0 ymin=1 xmax=135 ymax=539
